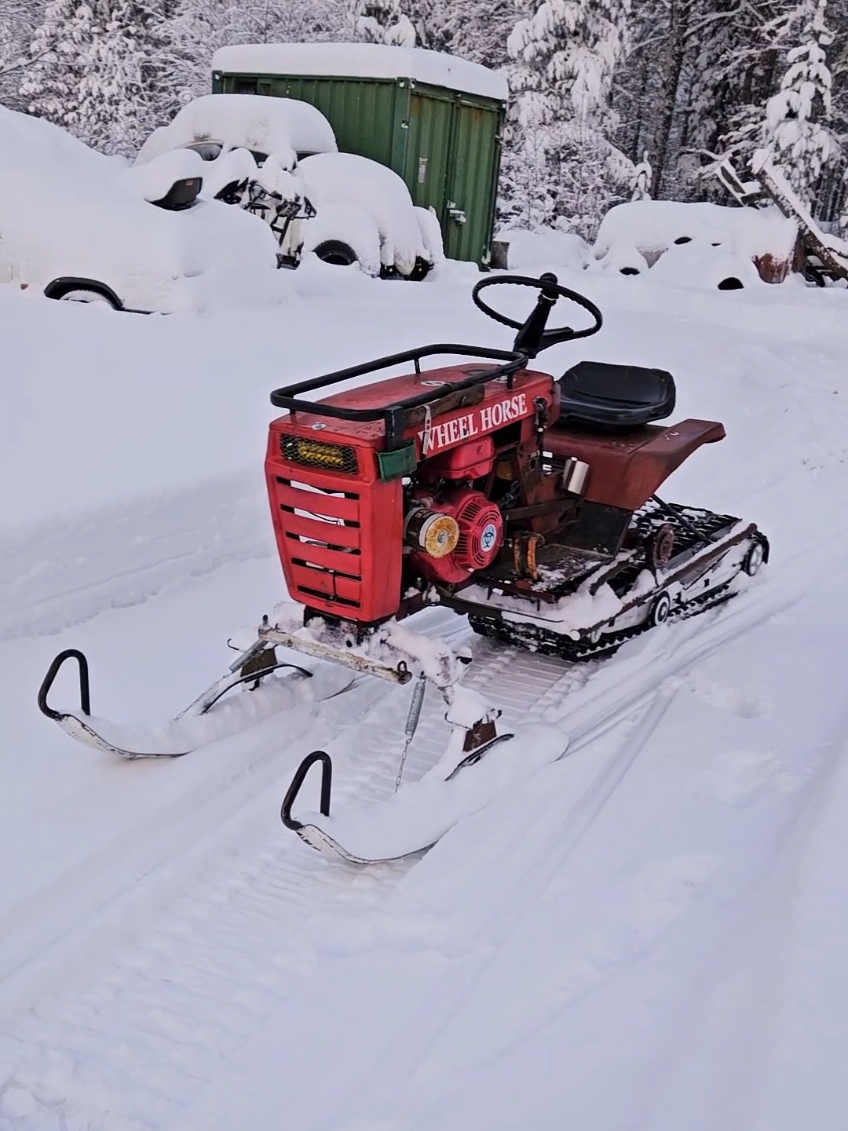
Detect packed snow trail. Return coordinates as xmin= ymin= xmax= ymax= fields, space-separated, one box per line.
xmin=0 ymin=627 xmax=587 ymax=1129
xmin=0 ymin=563 xmax=799 ymax=1131
xmin=180 ymin=580 xmax=844 ymax=1131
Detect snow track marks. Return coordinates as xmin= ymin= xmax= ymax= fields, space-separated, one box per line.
xmin=0 ymin=586 xmax=791 ymax=1131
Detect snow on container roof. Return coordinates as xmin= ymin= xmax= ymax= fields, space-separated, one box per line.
xmin=211 ymin=43 xmax=509 ymax=103
xmin=135 ymin=93 xmax=337 ymax=165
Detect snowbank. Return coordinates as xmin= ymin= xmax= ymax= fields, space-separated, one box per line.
xmin=136 ymin=94 xmax=337 ymax=165
xmin=211 ymin=43 xmax=509 ymax=102
xmin=497 ymin=227 xmax=590 ymax=272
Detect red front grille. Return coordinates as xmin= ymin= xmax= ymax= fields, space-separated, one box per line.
xmin=266 ymin=425 xmax=404 ymax=623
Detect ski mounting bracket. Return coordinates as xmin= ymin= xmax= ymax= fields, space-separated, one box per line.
xmin=38 ymin=648 xmax=92 ymax=722
xmin=281 ymin=750 xmax=333 ymax=831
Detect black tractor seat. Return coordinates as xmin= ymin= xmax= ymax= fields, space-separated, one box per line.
xmin=556 ymin=360 xmax=676 ymax=430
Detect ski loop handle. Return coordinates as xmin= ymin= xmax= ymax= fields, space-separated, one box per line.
xmin=281 ymin=750 xmax=333 ymax=831
xmin=38 ymin=648 xmax=92 ymax=721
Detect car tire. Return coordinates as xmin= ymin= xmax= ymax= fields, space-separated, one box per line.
xmin=312 ymin=240 xmax=359 ymax=267
xmin=44 ymin=278 xmax=123 ymax=310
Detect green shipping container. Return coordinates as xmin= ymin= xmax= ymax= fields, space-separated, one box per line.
xmin=211 ymin=44 xmax=508 ymax=266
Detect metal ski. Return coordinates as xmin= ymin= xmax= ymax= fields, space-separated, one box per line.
xmin=37 ymin=641 xmax=354 ymax=758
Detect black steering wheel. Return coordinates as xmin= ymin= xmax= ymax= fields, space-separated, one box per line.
xmin=472 ymin=273 xmax=603 ymax=358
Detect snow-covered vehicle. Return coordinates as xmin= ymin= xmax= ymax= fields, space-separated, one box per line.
xmin=0 ymin=105 xmax=286 ymax=314
xmin=592 ymin=199 xmax=798 ymax=288
xmin=135 ymin=94 xmax=443 ymax=278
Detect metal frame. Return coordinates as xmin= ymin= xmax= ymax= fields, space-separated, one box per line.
xmin=38 ymin=648 xmax=92 ymax=721
xmin=269 ymin=344 xmax=527 ymax=449
xmin=281 ymin=750 xmax=333 ymax=831
xmin=258 ymin=625 xmax=413 ymax=684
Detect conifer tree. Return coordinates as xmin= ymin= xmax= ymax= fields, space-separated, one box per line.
xmin=762 ymin=0 xmax=837 ymax=201
xmin=352 ymin=0 xmax=416 ymax=46
xmin=74 ymin=0 xmax=173 ymax=156
xmin=503 ymin=0 xmax=633 ymax=234
xmin=21 ymin=0 xmax=97 ymax=132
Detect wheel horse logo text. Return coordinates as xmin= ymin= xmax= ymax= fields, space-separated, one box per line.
xmin=417 ymin=392 xmax=530 ymax=456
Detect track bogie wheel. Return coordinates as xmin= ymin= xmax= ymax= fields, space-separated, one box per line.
xmin=648 ymin=590 xmax=672 ymax=628
xmin=742 ymin=538 xmax=767 ymax=577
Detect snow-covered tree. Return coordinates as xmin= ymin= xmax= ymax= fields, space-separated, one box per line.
xmin=630 ymin=151 xmax=651 ymax=199
xmin=73 ymin=0 xmax=175 ymax=156
xmin=167 ymin=0 xmax=346 ymax=102
xmin=503 ymin=0 xmax=633 ymax=235
xmin=762 ymin=0 xmax=838 ymax=201
xmin=349 ymin=0 xmax=512 ymax=62
xmin=442 ymin=0 xmax=514 ymax=68
xmin=21 ymin=0 xmax=97 ymax=132
xmin=0 ymin=0 xmax=42 ymax=111
xmin=352 ymin=0 xmax=415 ymax=46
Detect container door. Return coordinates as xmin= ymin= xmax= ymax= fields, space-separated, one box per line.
xmin=444 ymin=99 xmax=501 ymax=264
xmin=403 ymin=91 xmax=454 ymax=217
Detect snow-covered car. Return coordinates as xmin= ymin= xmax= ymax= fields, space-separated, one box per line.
xmin=591 ymin=199 xmax=798 ymax=288
xmin=135 ymin=94 xmax=443 ymax=278
xmin=0 ymin=105 xmax=287 ymax=314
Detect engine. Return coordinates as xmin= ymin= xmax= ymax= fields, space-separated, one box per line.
xmin=406 ymin=486 xmax=504 ymax=585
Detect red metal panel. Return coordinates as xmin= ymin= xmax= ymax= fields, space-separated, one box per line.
xmin=282 ymin=511 xmax=362 ymax=549
xmin=272 ymin=479 xmax=361 ymax=522
xmin=266 ymin=438 xmax=403 ymax=622
xmin=288 ymin=563 xmax=363 ymax=607
xmin=288 ymin=540 xmax=362 ymax=575
xmin=544 ymin=418 xmax=725 ymax=511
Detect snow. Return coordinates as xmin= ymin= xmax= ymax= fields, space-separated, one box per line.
xmin=498 ymin=226 xmax=590 ymax=271
xmin=647 ymin=241 xmax=765 ymax=290
xmin=415 ymin=205 xmax=446 ymax=268
xmin=57 ymin=662 xmax=353 ymax=757
xmin=0 ymin=104 xmax=288 ymax=314
xmin=119 ymin=146 xmax=205 ymax=202
xmin=298 ymin=721 xmax=568 ymax=861
xmin=135 ymin=93 xmax=338 ymax=165
xmin=2 ymin=229 xmax=848 ymax=1131
xmin=299 ymin=151 xmax=429 ymax=275
xmin=196 ymin=144 xmax=261 ymax=198
xmin=211 ymin=42 xmax=510 ymax=102
xmin=302 ymin=199 xmax=383 ymax=276
xmin=752 ymin=147 xmax=848 ymax=261
xmin=462 ymin=574 xmax=628 ymax=635
xmin=594 ymin=199 xmax=798 ymax=266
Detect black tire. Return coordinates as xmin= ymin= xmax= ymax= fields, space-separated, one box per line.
xmin=648 ymin=591 xmax=672 ymax=627
xmin=44 ymin=277 xmax=123 ymax=310
xmin=408 ymin=256 xmax=433 ymax=282
xmin=312 ymin=240 xmax=358 ymax=267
